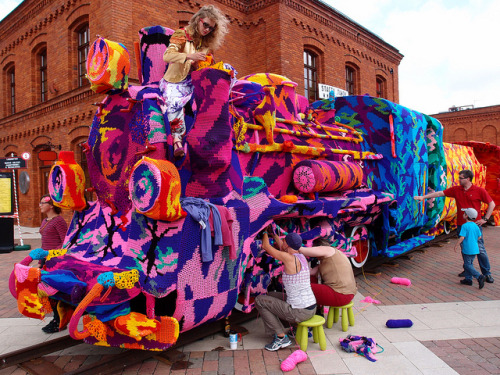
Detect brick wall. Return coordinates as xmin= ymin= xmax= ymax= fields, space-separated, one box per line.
xmin=433 ymin=105 xmax=500 ymax=145
xmin=0 ymin=0 xmax=403 ymax=227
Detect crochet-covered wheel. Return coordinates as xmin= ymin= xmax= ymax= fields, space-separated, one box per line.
xmin=349 ymin=225 xmax=370 ymax=268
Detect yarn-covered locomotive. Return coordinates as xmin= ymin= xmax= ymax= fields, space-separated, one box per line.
xmin=10 ymin=26 xmax=486 ymax=351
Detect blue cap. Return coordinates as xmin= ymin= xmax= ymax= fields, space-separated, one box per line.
xmin=285 ymin=233 xmax=302 ymax=250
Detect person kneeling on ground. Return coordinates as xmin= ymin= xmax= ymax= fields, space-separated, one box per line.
xmin=254 ymin=229 xmax=316 ymax=351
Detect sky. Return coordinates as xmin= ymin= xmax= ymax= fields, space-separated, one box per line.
xmin=324 ymin=0 xmax=500 ymax=114
xmin=1 ymin=0 xmax=499 ymax=115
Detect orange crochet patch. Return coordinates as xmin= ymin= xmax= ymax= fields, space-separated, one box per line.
xmin=113 ymin=312 xmax=160 ymax=341
xmin=280 ymin=195 xmax=298 ymax=203
xmin=16 ymin=265 xmax=45 ymax=320
xmin=149 ymin=316 xmax=180 ymax=344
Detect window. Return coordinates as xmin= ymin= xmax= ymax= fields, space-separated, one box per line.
xmin=39 ymin=49 xmax=47 ymax=102
xmin=376 ymin=76 xmax=386 ymax=98
xmin=345 ymin=66 xmax=356 ymax=95
xmin=77 ymin=24 xmax=90 ymax=87
xmin=304 ymin=50 xmax=318 ymax=101
xmin=8 ymin=66 xmax=15 ymax=115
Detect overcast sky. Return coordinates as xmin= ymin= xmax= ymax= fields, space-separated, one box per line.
xmin=2 ymin=0 xmax=499 ymax=115
xmin=325 ymin=0 xmax=500 ymax=114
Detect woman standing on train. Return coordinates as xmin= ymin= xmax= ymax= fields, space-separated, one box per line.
xmin=160 ymin=4 xmax=229 ymax=158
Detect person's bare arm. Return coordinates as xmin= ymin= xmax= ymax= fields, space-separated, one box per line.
xmin=262 ymin=232 xmax=298 ymax=273
xmin=414 ymin=191 xmax=445 ymax=201
xmin=454 ymin=236 xmax=464 ymax=252
xmin=477 ymin=200 xmax=495 ymax=226
xmin=299 ymin=245 xmax=335 ymax=258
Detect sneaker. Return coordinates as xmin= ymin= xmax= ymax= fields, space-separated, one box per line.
xmin=485 ymin=275 xmax=494 ymax=283
xmin=478 ymin=275 xmax=485 ymax=289
xmin=458 ymin=271 xmax=465 ymax=277
xmin=460 ymin=279 xmax=473 ymax=286
xmin=41 ymin=318 xmax=60 ymax=333
xmin=265 ymin=334 xmax=292 ymax=351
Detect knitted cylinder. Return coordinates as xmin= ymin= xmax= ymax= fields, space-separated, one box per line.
xmin=293 ymin=160 xmax=363 ymax=193
xmin=48 ymin=151 xmax=87 ymax=211
xmin=386 ymin=319 xmax=413 ymax=328
xmin=390 ymin=277 xmax=411 ymax=286
xmin=87 ymin=37 xmax=130 ymax=93
xmin=281 ymin=349 xmax=308 ymax=372
xmin=129 ymin=157 xmax=186 ymax=221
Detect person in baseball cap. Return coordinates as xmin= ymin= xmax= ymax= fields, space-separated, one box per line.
xmin=284 ymin=232 xmax=303 ymax=251
xmin=461 ymin=207 xmax=478 ymax=220
xmin=455 ymin=207 xmax=485 ymax=289
xmin=254 ymin=228 xmax=316 ymax=351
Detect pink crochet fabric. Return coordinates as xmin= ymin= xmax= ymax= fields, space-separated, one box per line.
xmin=14 ymin=264 xmax=31 ymax=283
xmin=360 ymin=296 xmax=381 ymax=304
xmin=391 ymin=277 xmax=411 ymax=286
xmin=281 ymin=349 xmax=308 ymax=372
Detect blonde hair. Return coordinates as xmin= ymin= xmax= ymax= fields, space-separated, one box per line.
xmin=187 ymin=4 xmax=229 ymax=51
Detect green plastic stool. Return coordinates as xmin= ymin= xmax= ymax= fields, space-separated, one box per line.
xmin=327 ymin=301 xmax=355 ymax=331
xmin=296 ymin=315 xmax=326 ymax=351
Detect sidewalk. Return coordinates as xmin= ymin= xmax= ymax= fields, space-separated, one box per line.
xmin=1 ymin=227 xmax=499 ymax=374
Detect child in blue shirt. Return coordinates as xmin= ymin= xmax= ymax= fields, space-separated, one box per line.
xmin=454 ymin=208 xmax=485 ymax=289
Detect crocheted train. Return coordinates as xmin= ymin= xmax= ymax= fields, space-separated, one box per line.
xmin=10 ymin=26 xmax=489 ymax=350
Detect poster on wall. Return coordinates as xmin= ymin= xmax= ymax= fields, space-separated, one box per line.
xmin=0 ymin=172 xmax=13 ymax=215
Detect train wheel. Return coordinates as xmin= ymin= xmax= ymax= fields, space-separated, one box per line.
xmin=443 ymin=221 xmax=451 ymax=235
xmin=349 ymin=225 xmax=371 ymax=268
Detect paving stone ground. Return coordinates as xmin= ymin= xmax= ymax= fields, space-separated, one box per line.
xmin=1 ymin=228 xmax=500 ymax=374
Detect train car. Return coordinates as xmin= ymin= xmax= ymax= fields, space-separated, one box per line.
xmin=333 ymin=96 xmax=447 ymax=263
xmin=8 ymin=26 xmax=485 ymax=351
xmin=428 ymin=143 xmax=487 ymax=235
xmin=453 ymin=141 xmax=500 ymax=225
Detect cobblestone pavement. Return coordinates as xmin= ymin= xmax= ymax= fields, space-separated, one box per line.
xmin=355 ymin=225 xmax=500 ymax=305
xmin=423 ymin=337 xmax=500 ymax=375
xmin=0 ymin=228 xmax=499 ymax=374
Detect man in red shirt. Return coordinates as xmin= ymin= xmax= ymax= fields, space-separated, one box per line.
xmin=414 ymin=169 xmax=495 ymax=283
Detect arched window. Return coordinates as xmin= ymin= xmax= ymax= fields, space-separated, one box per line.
xmin=376 ymin=76 xmax=386 ymax=98
xmin=482 ymin=125 xmax=498 ymax=145
xmin=453 ymin=128 xmax=468 ymax=142
xmin=77 ymin=24 xmax=90 ymax=87
xmin=5 ymin=64 xmax=15 ymax=115
xmin=39 ymin=49 xmax=48 ymax=102
xmin=345 ymin=64 xmax=358 ymax=95
xmin=304 ymin=50 xmax=318 ymax=101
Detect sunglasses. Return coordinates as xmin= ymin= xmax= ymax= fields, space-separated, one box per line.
xmin=200 ymin=20 xmax=216 ymax=33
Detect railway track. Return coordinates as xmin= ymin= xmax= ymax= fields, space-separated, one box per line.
xmin=0 ymin=310 xmax=257 ymax=375
xmin=355 ymin=230 xmax=458 ymax=276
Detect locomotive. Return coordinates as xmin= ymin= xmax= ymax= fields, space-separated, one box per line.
xmin=10 ymin=26 xmax=488 ymax=351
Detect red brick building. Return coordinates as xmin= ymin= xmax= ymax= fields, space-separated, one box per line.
xmin=0 ymin=0 xmax=403 ymax=227
xmin=433 ymin=105 xmax=500 ymax=146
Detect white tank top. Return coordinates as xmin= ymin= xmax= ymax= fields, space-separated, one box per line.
xmin=282 ymin=253 xmax=316 ymax=309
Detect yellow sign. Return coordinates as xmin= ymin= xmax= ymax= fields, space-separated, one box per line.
xmin=0 ymin=177 xmax=12 ymax=214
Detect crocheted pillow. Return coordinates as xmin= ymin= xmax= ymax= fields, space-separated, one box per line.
xmin=48 ymin=151 xmax=87 ymax=211
xmin=293 ymin=160 xmax=363 ymax=193
xmin=129 ymin=157 xmax=186 ymax=221
xmin=87 ymin=37 xmax=130 ymax=93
